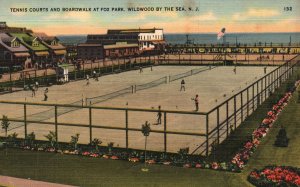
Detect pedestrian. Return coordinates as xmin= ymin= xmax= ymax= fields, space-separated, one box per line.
xmin=180 ymin=79 xmax=185 ymax=91
xmin=151 ymin=65 xmax=153 ymax=71
xmin=35 ymin=81 xmax=39 ymax=91
xmin=233 ymin=66 xmax=236 ymax=74
xmin=264 ymin=66 xmax=267 ymax=74
xmin=191 ymin=94 xmax=199 ymax=111
xmin=93 ymin=70 xmax=96 ymax=78
xmin=157 ymin=105 xmax=162 ymax=125
xmin=29 ymin=85 xmax=35 ymax=97
xmin=44 ymin=88 xmax=48 ymax=101
xmin=86 ymin=75 xmax=90 ymax=86
xmin=139 ymin=66 xmax=143 ymax=73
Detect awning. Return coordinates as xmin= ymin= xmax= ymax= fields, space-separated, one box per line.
xmin=14 ymin=52 xmax=30 ymax=57
xmin=54 ymin=50 xmax=67 ymax=55
xmin=152 ymin=41 xmax=166 ymax=45
xmin=58 ymin=63 xmax=69 ymax=68
xmin=35 ymin=51 xmax=49 ymax=56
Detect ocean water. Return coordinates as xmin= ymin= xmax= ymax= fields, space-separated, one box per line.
xmin=57 ymin=33 xmax=300 ymax=45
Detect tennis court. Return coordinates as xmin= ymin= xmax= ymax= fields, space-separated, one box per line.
xmin=0 ymin=65 xmax=277 ymax=153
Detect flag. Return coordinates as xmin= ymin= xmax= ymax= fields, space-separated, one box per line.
xmin=217 ymin=28 xmax=226 ymax=40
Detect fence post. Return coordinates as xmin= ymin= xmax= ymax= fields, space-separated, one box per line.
xmin=264 ymin=76 xmax=267 ymax=99
xmin=234 ymin=95 xmax=237 ymax=129
xmin=252 ymin=84 xmax=255 ymax=111
xmin=261 ymin=79 xmax=263 ymax=102
xmin=247 ymin=87 xmax=249 ymax=117
xmin=226 ymin=101 xmax=229 ymax=137
xmin=241 ymin=92 xmax=243 ymax=122
xmin=217 ymin=107 xmax=220 ymax=144
xmin=164 ymin=112 xmax=167 ymax=153
xmin=125 ymin=109 xmax=128 ymax=149
xmin=89 ymin=106 xmax=92 ymax=144
xmin=206 ymin=113 xmax=209 ymax=157
xmin=24 ymin=104 xmax=27 ymax=138
xmin=55 ymin=105 xmax=58 ymax=143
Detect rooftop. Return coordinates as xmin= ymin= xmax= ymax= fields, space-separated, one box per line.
xmin=0 ymin=33 xmax=29 ymax=52
xmin=107 ymin=28 xmax=163 ymax=34
xmin=9 ymin=33 xmax=48 ymax=51
xmin=78 ymin=43 xmax=102 ymax=47
xmin=103 ymin=42 xmax=138 ymax=49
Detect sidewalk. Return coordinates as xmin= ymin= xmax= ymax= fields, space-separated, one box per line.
xmin=0 ymin=175 xmax=76 ymax=187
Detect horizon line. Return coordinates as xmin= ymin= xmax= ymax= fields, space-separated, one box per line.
xmin=56 ymin=31 xmax=300 ymax=36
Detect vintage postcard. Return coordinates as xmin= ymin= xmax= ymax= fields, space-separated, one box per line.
xmin=0 ymin=0 xmax=299 ymax=186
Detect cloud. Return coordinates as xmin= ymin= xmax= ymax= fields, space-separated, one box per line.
xmin=247 ymin=8 xmax=280 ymax=17
xmin=191 ymin=12 xmax=217 ymax=21
xmin=122 ymin=11 xmax=178 ymax=22
xmin=32 ymin=24 xmax=106 ymax=35
xmin=233 ymin=8 xmax=280 ymax=20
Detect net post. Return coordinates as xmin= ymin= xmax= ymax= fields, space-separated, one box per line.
xmin=164 ymin=112 xmax=167 ymax=153
xmin=24 ymin=104 xmax=27 ymax=139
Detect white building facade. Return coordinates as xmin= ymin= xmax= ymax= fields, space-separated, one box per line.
xmin=138 ymin=29 xmax=164 ymax=51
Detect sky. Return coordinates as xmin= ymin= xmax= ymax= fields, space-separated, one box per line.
xmin=0 ymin=0 xmax=299 ymax=35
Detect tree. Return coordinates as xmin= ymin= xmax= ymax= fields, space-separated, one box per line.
xmin=107 ymin=142 xmax=114 ymax=155
xmin=275 ymin=126 xmax=289 ymax=147
xmin=7 ymin=132 xmax=18 ymax=146
xmin=91 ymin=138 xmax=102 ymax=152
xmin=26 ymin=132 xmax=36 ymax=147
xmin=70 ymin=133 xmax=80 ymax=150
xmin=1 ymin=115 xmax=10 ymax=138
xmin=141 ymin=121 xmax=151 ymax=171
xmin=44 ymin=131 xmax=57 ymax=148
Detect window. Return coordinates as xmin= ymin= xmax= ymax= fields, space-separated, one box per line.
xmin=11 ymin=40 xmax=20 ymax=48
xmin=33 ymin=41 xmax=39 ymax=47
xmin=51 ymin=40 xmax=57 ymax=45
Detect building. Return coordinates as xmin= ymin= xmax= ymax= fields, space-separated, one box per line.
xmin=0 ymin=22 xmax=66 ymax=69
xmin=81 ymin=28 xmax=165 ymax=59
xmin=77 ymin=43 xmax=103 ymax=60
xmin=0 ymin=21 xmax=33 ymax=34
xmin=107 ymin=28 xmax=165 ymax=51
xmin=9 ymin=33 xmax=49 ymax=68
xmin=33 ymin=33 xmax=67 ymax=64
xmin=0 ymin=33 xmax=30 ymax=67
xmin=86 ymin=33 xmax=138 ymax=45
xmin=104 ymin=42 xmax=139 ymax=59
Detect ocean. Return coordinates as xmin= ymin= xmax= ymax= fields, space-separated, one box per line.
xmin=57 ymin=33 xmax=300 ymax=45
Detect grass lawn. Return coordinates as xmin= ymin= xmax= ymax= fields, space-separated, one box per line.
xmin=0 ymin=71 xmax=300 ymax=187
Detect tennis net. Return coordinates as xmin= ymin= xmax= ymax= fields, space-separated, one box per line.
xmin=86 ymin=86 xmax=133 ymax=105
xmin=135 ymin=76 xmax=168 ymax=92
